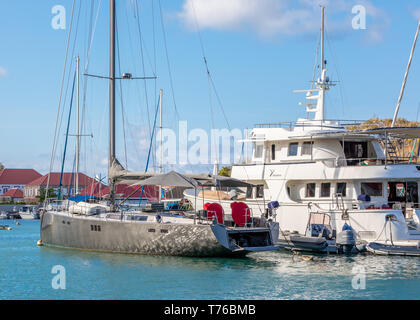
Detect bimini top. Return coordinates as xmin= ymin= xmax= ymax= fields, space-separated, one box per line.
xmin=358 ymin=127 xmax=420 ymax=139
xmin=287 ymin=127 xmax=420 ymax=141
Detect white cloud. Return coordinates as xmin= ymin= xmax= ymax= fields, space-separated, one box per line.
xmin=413 ymin=8 xmax=420 ymax=21
xmin=178 ymin=0 xmax=389 ymax=42
xmin=0 ymin=67 xmax=7 ymax=77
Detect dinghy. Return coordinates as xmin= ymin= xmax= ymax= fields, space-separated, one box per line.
xmin=367 ymin=242 xmax=420 ymax=257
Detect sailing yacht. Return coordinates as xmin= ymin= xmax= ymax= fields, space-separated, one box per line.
xmin=185 ymin=7 xmax=420 ymax=249
xmin=40 ymin=0 xmax=281 ymax=257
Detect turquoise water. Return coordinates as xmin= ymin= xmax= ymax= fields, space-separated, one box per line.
xmin=0 ymin=220 xmax=419 ymax=300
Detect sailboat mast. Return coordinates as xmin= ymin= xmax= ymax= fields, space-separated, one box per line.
xmin=159 ymin=89 xmax=163 ymax=174
xmin=159 ymin=89 xmax=163 ymax=202
xmin=109 ymin=0 xmax=116 ymax=210
xmin=76 ymin=56 xmax=80 ymax=194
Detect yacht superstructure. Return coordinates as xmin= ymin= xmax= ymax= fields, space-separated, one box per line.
xmin=185 ymin=7 xmax=420 ymax=247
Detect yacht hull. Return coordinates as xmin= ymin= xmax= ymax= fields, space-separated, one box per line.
xmin=40 ymin=211 xmax=242 ymax=257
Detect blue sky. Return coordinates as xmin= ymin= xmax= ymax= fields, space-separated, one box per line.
xmin=1 ymin=0 xmax=420 ymax=177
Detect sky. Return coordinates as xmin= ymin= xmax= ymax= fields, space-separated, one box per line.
xmin=1 ymin=0 xmax=420 ymax=178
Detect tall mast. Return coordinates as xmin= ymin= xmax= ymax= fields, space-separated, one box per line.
xmin=159 ymin=89 xmax=163 ymax=174
xmin=109 ymin=0 xmax=116 ymax=210
xmin=75 ymin=56 xmax=80 ymax=194
xmin=320 ymin=6 xmax=325 ymax=73
xmin=295 ymin=6 xmax=333 ymax=123
xmin=159 ymin=89 xmax=163 ymax=202
xmin=315 ymin=6 xmax=327 ymax=122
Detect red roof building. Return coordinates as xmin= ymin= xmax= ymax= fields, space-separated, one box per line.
xmin=24 ymin=172 xmax=95 ymax=203
xmin=0 ymin=188 xmax=24 ymax=203
xmin=0 ymin=169 xmax=42 ymax=195
xmin=26 ymin=172 xmax=94 ymax=188
xmin=79 ymin=181 xmax=107 ymax=196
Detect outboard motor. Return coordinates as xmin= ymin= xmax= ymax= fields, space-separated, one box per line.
xmin=336 ymin=224 xmax=356 ymax=254
xmin=267 ymin=201 xmax=279 ymax=220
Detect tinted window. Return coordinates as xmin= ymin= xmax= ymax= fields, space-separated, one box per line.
xmin=256 ymin=185 xmax=264 ymax=198
xmin=321 ymin=183 xmax=331 ymax=197
xmin=306 ymin=183 xmax=316 ymax=197
xmin=301 ymin=141 xmax=313 ymax=155
xmin=254 ymin=144 xmax=263 ymax=158
xmin=271 ymin=144 xmax=276 ymax=160
xmin=288 ymin=143 xmax=298 ymax=156
xmin=336 ymin=183 xmax=347 ymax=197
xmin=361 ymin=182 xmax=383 ymax=196
xmin=246 ymin=187 xmax=253 ymax=198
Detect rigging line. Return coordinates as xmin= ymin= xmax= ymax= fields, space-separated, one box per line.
xmin=58 ymin=71 xmax=77 ymax=200
xmin=116 ymin=14 xmax=129 ymax=169
xmin=190 ymin=0 xmax=266 ymax=213
xmin=46 ymin=0 xmax=77 ymax=203
xmin=131 ymin=1 xmax=157 ymax=77
xmin=158 ymin=0 xmax=180 ymax=119
xmin=190 ymin=0 xmax=231 ymax=131
xmin=325 ymin=29 xmax=348 ymax=118
xmin=140 ymin=96 xmax=161 ymax=203
xmin=311 ymin=32 xmax=321 ymax=90
xmin=134 ymin=0 xmax=157 ymax=169
xmin=132 ymin=2 xmax=153 ymax=152
xmin=79 ymin=0 xmax=93 ymax=176
xmin=55 ymin=1 xmax=83 ymax=173
xmin=124 ymin=6 xmax=151 ymax=154
xmin=152 ymin=0 xmax=158 ymax=171
xmin=80 ymin=0 xmax=102 ymax=169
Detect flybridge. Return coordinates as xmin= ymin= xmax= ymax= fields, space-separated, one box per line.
xmin=254 ymin=119 xmax=363 ymax=129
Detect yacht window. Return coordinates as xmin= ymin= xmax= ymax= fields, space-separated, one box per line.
xmin=246 ymin=187 xmax=253 ymax=198
xmin=271 ymin=144 xmax=276 ymax=161
xmin=254 ymin=144 xmax=263 ymax=158
xmin=336 ymin=183 xmax=347 ymax=197
xmin=306 ymin=183 xmax=316 ymax=198
xmin=341 ymin=141 xmax=368 ymax=165
xmin=301 ymin=141 xmax=313 ymax=155
xmin=407 ymin=182 xmax=419 ymax=204
xmin=361 ymin=182 xmax=383 ymax=197
xmin=256 ymin=185 xmax=264 ymax=198
xmin=321 ymin=183 xmax=331 ymax=197
xmin=288 ymin=143 xmax=298 ymax=156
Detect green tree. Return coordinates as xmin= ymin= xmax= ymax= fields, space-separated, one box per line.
xmin=0 ymin=162 xmax=4 ymax=170
xmin=218 ymin=166 xmax=232 ymax=177
xmin=36 ymin=188 xmax=58 ymax=203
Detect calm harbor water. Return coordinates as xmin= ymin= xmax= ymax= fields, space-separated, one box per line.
xmin=0 ymin=220 xmax=419 ymax=300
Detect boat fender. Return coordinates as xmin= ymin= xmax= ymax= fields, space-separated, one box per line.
xmin=342 ymin=223 xmax=353 ymax=231
xmin=155 ymin=215 xmax=162 ymax=223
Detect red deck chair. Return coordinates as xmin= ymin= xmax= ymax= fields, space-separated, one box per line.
xmin=205 ymin=203 xmax=224 ymax=224
xmin=231 ymin=202 xmax=251 ymax=227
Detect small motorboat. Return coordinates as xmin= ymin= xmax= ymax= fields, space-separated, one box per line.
xmin=367 ymin=242 xmax=420 ymax=257
xmin=0 ymin=225 xmax=12 ymax=231
xmin=277 ymin=212 xmax=366 ymax=254
xmin=0 ymin=211 xmax=8 ymax=220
